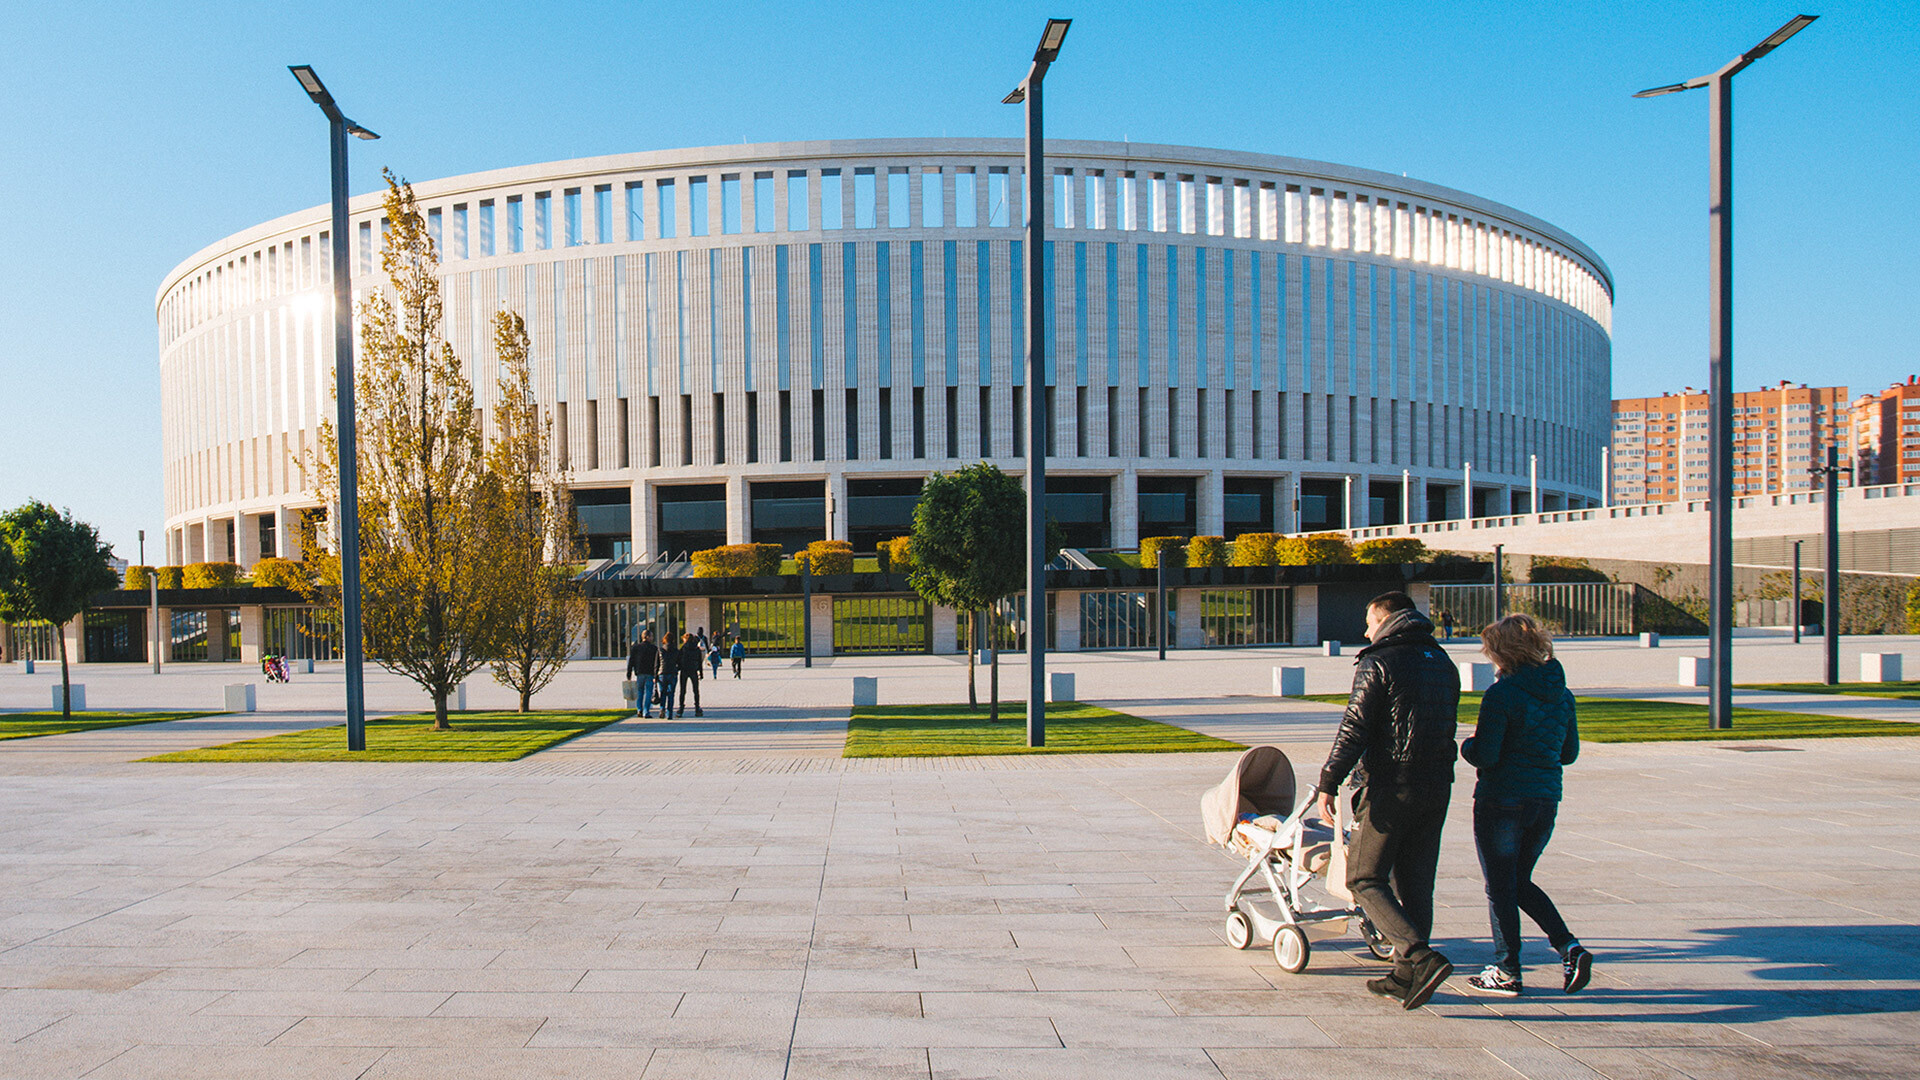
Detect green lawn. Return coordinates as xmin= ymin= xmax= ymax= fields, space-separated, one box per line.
xmin=1740 ymin=681 xmax=1920 ymax=701
xmin=844 ymin=702 xmax=1244 ymax=758
xmin=142 ymin=710 xmax=628 ymax=762
xmin=1301 ymin=692 xmax=1920 ymax=743
xmin=0 ymin=711 xmax=209 ymax=741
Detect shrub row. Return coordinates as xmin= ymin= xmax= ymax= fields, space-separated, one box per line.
xmin=1148 ymin=533 xmax=1427 ymax=569
xmin=1140 ymin=536 xmax=1187 ymax=569
xmin=121 ymin=560 xmax=316 ymax=591
xmin=879 ymin=536 xmax=914 ymax=572
xmin=795 ymin=540 xmax=854 ymax=576
xmin=690 ymin=543 xmax=784 ymax=578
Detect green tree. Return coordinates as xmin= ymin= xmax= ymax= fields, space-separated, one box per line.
xmin=908 ymin=464 xmax=1027 ymax=711
xmin=306 ymin=172 xmax=504 ymax=731
xmin=0 ymin=502 xmax=119 ymax=718
xmin=486 ymin=309 xmax=585 ymax=711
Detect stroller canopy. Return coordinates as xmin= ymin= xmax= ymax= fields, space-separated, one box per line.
xmin=1201 ymin=745 xmax=1299 ymax=845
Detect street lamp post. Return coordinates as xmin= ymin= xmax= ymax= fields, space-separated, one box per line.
xmin=1791 ymin=538 xmax=1802 ymax=644
xmin=1817 ymin=443 xmax=1842 ymax=684
xmin=289 ymin=65 xmax=379 ymax=752
xmin=1004 ymin=17 xmax=1070 ymax=748
xmin=140 ymin=530 xmax=159 ymax=674
xmin=1635 ymin=13 xmax=1817 ymax=731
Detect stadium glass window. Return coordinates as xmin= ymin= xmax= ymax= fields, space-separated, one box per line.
xmin=1085 ymin=170 xmax=1106 ymax=229
xmin=1179 ymin=175 xmax=1198 ymax=234
xmin=788 ymin=171 xmax=809 ymax=230
xmin=507 ymin=196 xmax=524 ymax=253
xmin=954 ymin=169 xmax=978 ymax=228
xmin=721 ymin=174 xmax=741 ymax=234
xmin=563 ymin=189 xmax=581 ymax=246
xmin=535 ymin=191 xmax=551 ymax=249
xmin=359 ymin=220 xmax=373 ymax=273
xmin=1054 ymin=170 xmax=1073 ymax=229
xmin=689 ymin=176 xmax=709 ymax=236
xmin=1118 ymin=172 xmax=1138 ymax=231
xmin=1206 ymin=177 xmax=1224 ymax=236
xmin=595 ymin=185 xmax=612 ymax=244
xmin=987 ymin=168 xmax=1009 ymax=228
xmin=657 ymin=182 xmax=676 ymax=238
xmin=922 ymin=169 xmax=943 ymax=228
xmin=625 ymin=183 xmax=644 ymax=241
xmin=451 ymin=204 xmax=468 ymax=259
xmin=755 ymin=172 xmax=775 ymax=232
xmin=854 ymin=168 xmax=877 ymax=229
xmin=479 ymin=200 xmax=496 ymax=256
xmin=427 ymin=207 xmax=442 ymax=251
xmin=821 ymin=169 xmax=843 ymax=229
xmin=889 ymin=168 xmax=910 ymax=228
xmin=1149 ymin=174 xmax=1168 ymax=232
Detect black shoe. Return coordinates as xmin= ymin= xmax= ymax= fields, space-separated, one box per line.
xmin=1563 ymin=945 xmax=1593 ymax=994
xmin=1367 ymin=975 xmax=1408 ymax=1002
xmin=1402 ymin=952 xmax=1453 ymax=1011
xmin=695 ymin=709 xmax=703 ymax=717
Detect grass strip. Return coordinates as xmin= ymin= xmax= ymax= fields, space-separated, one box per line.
xmin=1 ymin=711 xmax=209 ymax=741
xmin=142 ymin=710 xmax=628 ymax=762
xmin=1740 ymin=681 xmax=1920 ymax=701
xmin=1300 ymin=692 xmax=1920 ymax=743
xmin=844 ymin=702 xmax=1245 ymax=758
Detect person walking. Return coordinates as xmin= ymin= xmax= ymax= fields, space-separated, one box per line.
xmin=656 ymin=630 xmax=679 ymax=716
xmin=1315 ymin=591 xmax=1461 ymax=1010
xmin=1460 ymin=614 xmax=1593 ymax=997
xmin=710 ymin=635 xmax=724 ymax=680
xmin=1438 ymin=609 xmax=1455 ymax=641
xmin=729 ymin=636 xmax=745 ymax=678
xmin=625 ymin=628 xmax=660 ymax=719
xmin=675 ymin=631 xmax=704 ymax=718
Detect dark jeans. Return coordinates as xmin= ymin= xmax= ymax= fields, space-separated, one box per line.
xmin=677 ymin=672 xmax=701 ymax=714
xmin=632 ymin=675 xmax=656 ymax=716
xmin=657 ymin=671 xmax=677 ymax=709
xmin=1474 ymin=797 xmax=1576 ymax=976
xmin=1347 ymin=783 xmax=1452 ymax=982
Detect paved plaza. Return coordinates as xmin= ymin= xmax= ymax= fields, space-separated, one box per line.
xmin=3 ymin=638 xmax=1919 ymax=1079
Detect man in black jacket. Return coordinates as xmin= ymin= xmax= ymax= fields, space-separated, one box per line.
xmin=674 ymin=632 xmax=704 ymax=718
xmin=625 ymin=629 xmax=660 ymax=719
xmin=1316 ymin=591 xmax=1460 ymax=1009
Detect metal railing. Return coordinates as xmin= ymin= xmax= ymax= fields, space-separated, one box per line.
xmin=1199 ymin=587 xmax=1294 ymax=647
xmin=587 ymin=600 xmax=688 ymax=659
xmin=1429 ymin=582 xmax=1635 ymax=637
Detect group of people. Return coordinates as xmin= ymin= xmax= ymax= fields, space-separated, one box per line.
xmin=622 ymin=626 xmax=746 ymax=719
xmin=1316 ymin=591 xmax=1591 ymax=1008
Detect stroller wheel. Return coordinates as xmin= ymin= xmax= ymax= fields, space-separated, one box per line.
xmin=1224 ymin=910 xmax=1254 ymax=950
xmin=1360 ymin=918 xmax=1396 ymax=963
xmin=1273 ymin=926 xmax=1311 ymax=974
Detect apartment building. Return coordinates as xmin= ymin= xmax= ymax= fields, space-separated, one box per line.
xmin=1610 ymin=383 xmax=1849 ymax=503
xmin=1851 ymin=377 xmax=1920 ymax=485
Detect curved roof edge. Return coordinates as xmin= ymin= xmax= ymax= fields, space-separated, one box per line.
xmin=158 ymin=137 xmax=1613 ymax=308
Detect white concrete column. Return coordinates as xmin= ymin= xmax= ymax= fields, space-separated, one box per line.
xmin=1408 ymin=581 xmax=1432 ymax=615
xmin=931 ymin=605 xmax=959 ymax=654
xmin=1293 ymin=585 xmax=1319 ymax=646
xmin=725 ymin=475 xmax=750 ymax=545
xmin=1114 ymin=468 xmax=1140 ymax=549
xmin=1198 ymin=470 xmax=1224 ymax=538
xmin=1053 ymin=591 xmax=1081 ymax=651
xmin=62 ymin=614 xmax=84 ymax=666
xmin=810 ymin=593 xmax=835 ymax=656
xmin=632 ymin=478 xmax=657 ymax=558
xmin=1175 ymin=587 xmax=1204 ymax=649
xmin=238 ymin=605 xmax=265 ymax=663
xmin=826 ymin=472 xmax=849 ymax=542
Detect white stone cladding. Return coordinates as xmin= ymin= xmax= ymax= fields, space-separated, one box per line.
xmin=156 ymin=138 xmax=1613 ymax=560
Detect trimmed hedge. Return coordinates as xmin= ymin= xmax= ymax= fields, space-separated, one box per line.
xmin=691 ymin=543 xmax=784 ymax=578
xmin=156 ymin=566 xmax=184 ymax=590
xmin=1229 ymin=533 xmax=1281 ymax=567
xmin=123 ymin=565 xmax=154 ymax=591
xmin=795 ymin=539 xmax=854 ymax=576
xmin=182 ymin=561 xmax=241 ymax=589
xmin=249 ymin=557 xmax=310 ymax=589
xmin=1140 ymin=536 xmax=1188 ymax=570
xmin=1279 ymin=533 xmax=1355 ymax=565
xmin=880 ymin=535 xmax=914 ymax=573
xmin=1186 ymin=535 xmax=1226 ymax=568
xmin=1354 ymin=538 xmax=1428 ymax=565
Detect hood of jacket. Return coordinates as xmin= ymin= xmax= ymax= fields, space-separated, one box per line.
xmin=1359 ymin=608 xmax=1437 ymax=655
xmin=1504 ymin=657 xmax=1567 ymax=702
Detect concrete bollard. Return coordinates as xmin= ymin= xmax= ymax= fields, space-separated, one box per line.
xmin=852 ymin=676 xmax=878 ymax=706
xmin=1639 ymin=632 xmax=1660 ymax=648
xmin=1272 ymin=666 xmax=1306 ymax=697
xmin=23 ymin=658 xmax=34 ymax=674
xmin=224 ymin=684 xmax=256 ymax=712
xmin=1678 ymin=656 xmax=1710 ymax=687
xmin=1861 ymin=653 xmax=1903 ymax=683
xmin=300 ymin=658 xmax=315 ymax=675
xmin=453 ymin=682 xmax=468 ymax=712
xmin=51 ymin=684 xmax=85 ymax=711
xmin=1048 ymin=671 xmax=1076 ymax=702
xmin=1458 ymin=662 xmax=1495 ymax=692
xmin=1322 ymin=641 xmax=1342 ymax=657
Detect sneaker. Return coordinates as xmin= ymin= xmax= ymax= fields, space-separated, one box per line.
xmin=1465 ymin=966 xmax=1522 ymax=997
xmin=1402 ymin=952 xmax=1454 ymax=1011
xmin=1563 ymin=946 xmax=1593 ymax=994
xmin=1367 ymin=975 xmax=1408 ymax=1002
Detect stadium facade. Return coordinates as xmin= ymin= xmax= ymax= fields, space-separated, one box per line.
xmin=156 ymin=138 xmax=1613 ymax=567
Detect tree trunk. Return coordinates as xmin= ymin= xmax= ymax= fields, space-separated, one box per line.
xmin=433 ymin=690 xmax=450 ymax=731
xmin=58 ymin=631 xmax=71 ymax=721
xmin=989 ymin=617 xmax=1000 ymax=724
xmin=967 ymin=610 xmax=978 ymax=708
xmin=520 ymin=685 xmax=531 ymax=712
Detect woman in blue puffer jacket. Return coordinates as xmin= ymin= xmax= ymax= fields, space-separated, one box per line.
xmin=1460 ymin=613 xmax=1593 ymax=998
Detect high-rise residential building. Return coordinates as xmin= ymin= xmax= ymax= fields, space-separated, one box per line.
xmin=1609 ymin=383 xmax=1849 ymax=503
xmin=1850 ymin=377 xmax=1920 ymax=486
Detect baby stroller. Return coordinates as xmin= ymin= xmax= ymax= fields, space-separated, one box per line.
xmin=262 ymin=654 xmax=290 ymax=684
xmin=1201 ymin=745 xmax=1395 ymax=973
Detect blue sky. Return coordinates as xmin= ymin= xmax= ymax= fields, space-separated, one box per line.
xmin=2 ymin=0 xmax=1914 ymax=559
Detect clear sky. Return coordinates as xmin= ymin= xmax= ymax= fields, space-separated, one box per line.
xmin=2 ymin=0 xmax=1914 ymax=561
